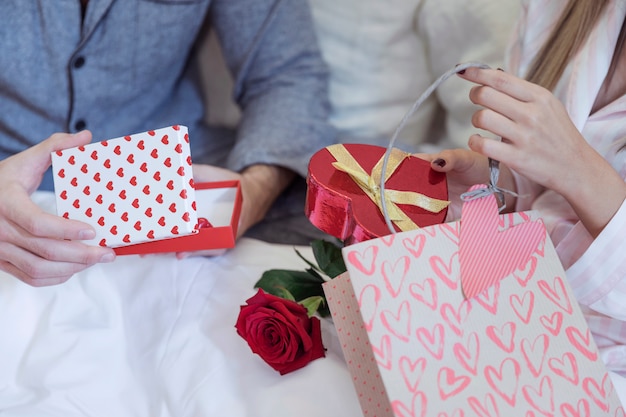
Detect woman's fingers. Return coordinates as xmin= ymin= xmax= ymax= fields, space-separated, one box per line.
xmin=470 ymin=107 xmax=519 ymax=141
xmin=458 ymin=66 xmax=538 ymax=102
xmin=467 ymin=134 xmax=519 ymax=165
xmin=429 ymin=148 xmax=489 ymax=175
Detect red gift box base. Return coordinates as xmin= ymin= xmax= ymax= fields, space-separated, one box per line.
xmin=113 ymin=180 xmax=242 ymax=255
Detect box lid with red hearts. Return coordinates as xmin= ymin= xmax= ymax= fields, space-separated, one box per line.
xmin=52 ymin=125 xmax=241 ymax=253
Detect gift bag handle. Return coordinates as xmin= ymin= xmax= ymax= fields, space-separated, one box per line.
xmin=379 ymin=62 xmax=516 ymax=234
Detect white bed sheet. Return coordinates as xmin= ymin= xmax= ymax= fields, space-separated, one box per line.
xmin=0 ymin=192 xmax=361 ymax=417
xmin=1 ymin=193 xmax=624 ymax=415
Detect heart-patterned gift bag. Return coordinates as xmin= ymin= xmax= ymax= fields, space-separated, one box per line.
xmin=323 ymin=188 xmax=624 ymax=416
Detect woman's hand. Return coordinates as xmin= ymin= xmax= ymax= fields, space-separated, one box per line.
xmin=178 ymin=163 xmax=294 ymax=258
xmin=458 ymin=67 xmax=587 ymax=192
xmin=417 ymin=149 xmax=516 ymax=221
xmin=457 ymin=66 xmax=626 ymax=236
xmin=0 ymin=131 xmax=116 ymax=286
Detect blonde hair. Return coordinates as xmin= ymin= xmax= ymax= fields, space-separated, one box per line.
xmin=525 ymin=0 xmax=611 ymax=90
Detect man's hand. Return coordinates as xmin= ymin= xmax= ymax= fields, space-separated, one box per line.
xmin=177 ymin=163 xmax=294 ymax=258
xmin=0 ymin=131 xmax=116 ymax=286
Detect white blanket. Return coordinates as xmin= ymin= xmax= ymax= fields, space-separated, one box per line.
xmin=0 ymin=194 xmax=361 ymax=416
xmin=1 ymin=193 xmax=624 ymax=415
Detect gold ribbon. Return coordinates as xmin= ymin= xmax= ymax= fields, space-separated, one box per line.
xmin=327 ymin=144 xmax=450 ymax=232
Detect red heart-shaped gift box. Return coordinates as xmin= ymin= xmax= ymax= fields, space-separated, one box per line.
xmin=305 ymin=143 xmax=448 ymax=244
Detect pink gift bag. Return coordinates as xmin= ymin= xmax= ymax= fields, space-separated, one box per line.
xmin=323 ymin=187 xmax=624 ymax=417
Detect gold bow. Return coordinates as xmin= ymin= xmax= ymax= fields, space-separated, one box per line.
xmin=327 ymin=144 xmax=449 ymax=232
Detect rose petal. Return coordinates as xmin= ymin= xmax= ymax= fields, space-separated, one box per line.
xmin=235 ymin=289 xmax=326 ymax=375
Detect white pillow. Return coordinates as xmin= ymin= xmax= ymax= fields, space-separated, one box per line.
xmin=309 ymin=0 xmax=522 ymax=151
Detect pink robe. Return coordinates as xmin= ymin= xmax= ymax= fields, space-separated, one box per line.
xmin=509 ymin=0 xmax=626 ymax=376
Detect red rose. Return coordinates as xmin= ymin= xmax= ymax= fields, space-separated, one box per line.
xmin=235 ymin=289 xmax=325 ymax=375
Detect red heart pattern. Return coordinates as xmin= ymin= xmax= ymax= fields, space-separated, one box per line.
xmin=51 ymin=125 xmax=197 ymax=248
xmin=326 ymin=196 xmax=623 ymax=416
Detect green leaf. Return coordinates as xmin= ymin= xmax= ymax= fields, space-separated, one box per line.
xmin=274 ymin=287 xmax=296 ymax=302
xmin=255 ymin=269 xmax=326 ymax=302
xmin=294 ymin=248 xmax=322 ymax=274
xmin=304 ymin=267 xmax=325 ymax=280
xmin=311 ymin=239 xmax=346 ymax=278
xmin=299 ymin=296 xmax=325 ymax=318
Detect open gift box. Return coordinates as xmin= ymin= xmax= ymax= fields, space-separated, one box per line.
xmin=51 ymin=125 xmax=242 ymax=255
xmin=113 ymin=180 xmax=241 ymax=255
